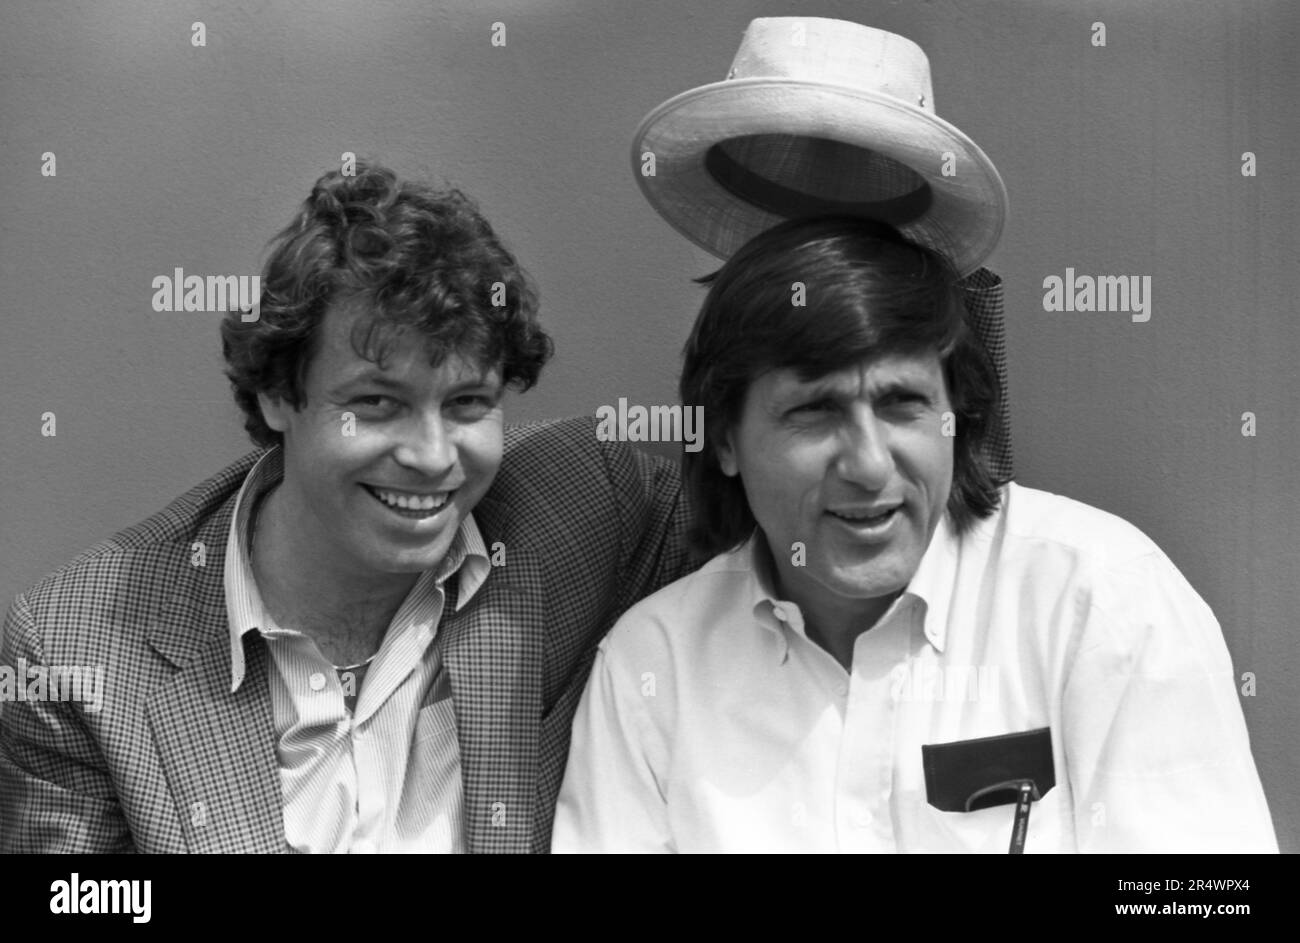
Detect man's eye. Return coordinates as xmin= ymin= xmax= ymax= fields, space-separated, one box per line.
xmin=790 ymin=398 xmax=834 ymax=415
xmin=349 ymin=395 xmax=398 ymax=413
xmin=449 ymin=394 xmax=497 ymax=416
xmin=882 ymin=392 xmax=929 ymax=408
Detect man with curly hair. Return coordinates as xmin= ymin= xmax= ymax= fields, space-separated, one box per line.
xmin=0 ymin=162 xmax=690 ymax=853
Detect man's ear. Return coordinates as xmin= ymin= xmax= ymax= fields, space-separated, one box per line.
xmin=257 ymin=392 xmax=292 ymax=434
xmin=716 ymin=429 xmax=739 ymax=477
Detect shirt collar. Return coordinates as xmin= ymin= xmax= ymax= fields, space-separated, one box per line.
xmin=437 ymin=511 xmax=490 ymax=611
xmin=901 ymin=511 xmax=961 ymax=653
xmin=223 ymin=448 xmax=491 ymax=692
xmin=737 ymin=511 xmax=961 ymax=662
xmin=739 ymin=534 xmax=808 ymax=664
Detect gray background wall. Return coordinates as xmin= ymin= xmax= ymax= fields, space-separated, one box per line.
xmin=2 ymin=0 xmax=1296 ymax=852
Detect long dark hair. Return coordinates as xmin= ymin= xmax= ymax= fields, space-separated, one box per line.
xmin=679 ymin=216 xmax=1004 ymax=558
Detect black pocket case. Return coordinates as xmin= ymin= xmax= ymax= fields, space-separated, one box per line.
xmin=922 ymin=727 xmax=1055 ymax=812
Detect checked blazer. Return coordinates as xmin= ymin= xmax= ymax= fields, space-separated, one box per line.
xmin=0 ymin=416 xmax=691 ymax=853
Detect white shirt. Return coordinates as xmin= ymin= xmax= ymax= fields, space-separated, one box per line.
xmin=223 ymin=448 xmax=490 ymax=853
xmin=552 ymin=482 xmax=1277 ymax=853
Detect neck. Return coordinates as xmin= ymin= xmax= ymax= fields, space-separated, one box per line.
xmin=249 ymin=485 xmax=419 ymax=657
xmin=800 ymin=593 xmax=896 ymax=672
xmin=758 ymin=538 xmax=896 ymax=672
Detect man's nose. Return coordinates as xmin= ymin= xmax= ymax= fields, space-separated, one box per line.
xmin=834 ymin=412 xmax=895 ymax=489
xmin=392 ymin=410 xmax=456 ymax=476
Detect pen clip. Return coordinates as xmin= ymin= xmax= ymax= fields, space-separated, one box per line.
xmin=1007 ymin=780 xmax=1036 ymax=854
xmin=962 ymin=778 xmax=1038 ymax=853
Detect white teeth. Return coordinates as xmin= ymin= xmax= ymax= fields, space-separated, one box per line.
xmin=371 ymin=487 xmax=449 ymax=512
xmin=833 ymin=508 xmax=895 ymax=523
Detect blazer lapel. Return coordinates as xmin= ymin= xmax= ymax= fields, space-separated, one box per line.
xmin=441 ymin=496 xmax=545 ymax=853
xmin=142 ymin=483 xmax=547 ymax=853
xmin=145 ymin=503 xmax=285 ymax=853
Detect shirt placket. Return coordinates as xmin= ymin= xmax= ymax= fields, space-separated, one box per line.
xmin=348 ymin=588 xmax=444 ymax=851
xmin=835 ymin=600 xmax=916 ymax=853
xmin=263 ymin=630 xmax=358 ymax=851
xmin=347 ymin=713 xmax=383 ymax=852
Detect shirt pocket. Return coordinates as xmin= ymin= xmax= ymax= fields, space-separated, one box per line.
xmin=909 ymin=785 xmax=1071 ymax=853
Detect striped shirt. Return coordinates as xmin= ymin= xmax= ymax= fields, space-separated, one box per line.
xmin=223 ymin=448 xmax=489 ymax=853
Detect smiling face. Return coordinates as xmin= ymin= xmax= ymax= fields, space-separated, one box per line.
xmin=257 ymin=300 xmax=504 ymax=582
xmin=717 ymin=351 xmax=954 ymax=630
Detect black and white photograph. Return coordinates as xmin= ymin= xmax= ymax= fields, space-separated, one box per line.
xmin=0 ymin=0 xmax=1294 ymax=907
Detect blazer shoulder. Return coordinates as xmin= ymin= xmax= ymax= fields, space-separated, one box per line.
xmin=12 ymin=452 xmax=258 ymax=635
xmin=500 ymin=414 xmax=678 ymax=485
xmin=503 ymin=415 xmax=601 ymax=458
xmin=107 ymin=450 xmax=264 ymax=552
xmin=496 ymin=416 xmax=609 ymax=491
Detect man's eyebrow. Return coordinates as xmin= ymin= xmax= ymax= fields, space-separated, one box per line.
xmin=446 ymin=368 xmax=504 ymax=391
xmin=873 ymin=377 xmax=937 ymax=399
xmin=327 ymin=372 xmax=410 ymax=395
xmin=327 ymin=368 xmax=504 ymax=397
xmin=777 ymin=372 xmax=937 ymax=402
xmin=447 ymin=376 xmax=505 ymax=397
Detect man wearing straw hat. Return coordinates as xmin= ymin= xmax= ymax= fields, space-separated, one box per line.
xmin=553 ymin=17 xmax=1276 ymax=853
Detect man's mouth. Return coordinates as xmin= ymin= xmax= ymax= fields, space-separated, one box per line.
xmin=826 ymin=506 xmax=900 ymax=528
xmin=362 ymin=485 xmax=454 ymax=519
xmin=832 ymin=507 xmax=894 ymax=522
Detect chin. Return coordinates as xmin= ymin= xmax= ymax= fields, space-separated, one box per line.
xmin=355 ymin=541 xmax=447 ymax=575
xmin=818 ymin=564 xmax=910 ymax=602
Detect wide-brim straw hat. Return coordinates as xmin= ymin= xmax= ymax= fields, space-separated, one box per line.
xmin=631 ymin=17 xmax=1008 ymax=276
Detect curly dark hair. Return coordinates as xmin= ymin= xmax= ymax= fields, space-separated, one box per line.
xmin=221 ymin=161 xmax=552 ymax=447
xmin=679 ymin=216 xmax=1005 ymax=559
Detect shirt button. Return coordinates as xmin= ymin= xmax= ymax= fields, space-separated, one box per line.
xmin=308 ymin=672 xmax=326 ymax=691
xmin=772 ymin=606 xmax=788 ymax=622
xmin=853 ymin=809 xmax=873 ymax=828
xmin=835 ymin=682 xmax=849 ymax=698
